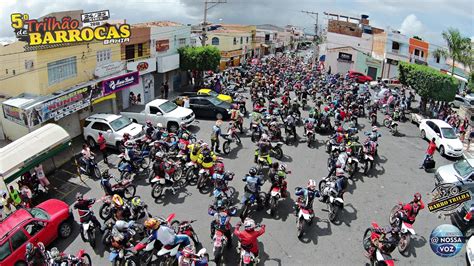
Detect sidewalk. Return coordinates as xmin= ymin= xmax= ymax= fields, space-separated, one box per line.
xmin=463 ymin=142 xmax=474 ymax=158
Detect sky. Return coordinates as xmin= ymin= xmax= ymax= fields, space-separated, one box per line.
xmin=0 ymin=0 xmax=472 ymax=47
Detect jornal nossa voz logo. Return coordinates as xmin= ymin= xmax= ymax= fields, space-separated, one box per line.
xmin=10 ymin=12 xmax=131 ymax=47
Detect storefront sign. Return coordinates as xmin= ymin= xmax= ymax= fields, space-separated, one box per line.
xmin=137 ymin=62 xmax=149 ymax=72
xmin=94 ymin=61 xmax=125 ymax=78
xmin=338 ymin=52 xmax=353 ymax=62
xmin=429 ymin=183 xmax=471 ymax=214
xmin=10 ymin=11 xmax=131 ymax=51
xmin=221 ymin=50 xmax=243 ymax=58
xmin=2 ymin=104 xmax=25 ymax=125
xmin=81 ymin=10 xmax=110 ymax=28
xmin=156 ymin=40 xmax=169 ymax=52
xmin=35 ymin=86 xmax=92 ymax=122
xmin=103 ymin=71 xmax=140 ymax=95
xmin=126 ymin=57 xmax=156 ymax=75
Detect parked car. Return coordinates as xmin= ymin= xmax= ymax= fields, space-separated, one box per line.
xmin=451 ymin=199 xmax=474 ymax=238
xmin=0 ymin=199 xmax=73 ymax=266
xmin=419 ymin=119 xmax=463 ymax=157
xmin=174 ymin=95 xmax=231 ymax=120
xmin=450 ymin=95 xmax=474 ymax=108
xmin=348 ymin=70 xmax=373 ymax=83
xmin=197 ymin=89 xmax=233 ymax=103
xmin=83 ymin=114 xmax=144 ymax=150
xmin=120 ymin=99 xmax=195 ymax=132
xmin=435 ymin=157 xmax=474 ymax=191
xmin=369 ymin=78 xmax=400 ymax=88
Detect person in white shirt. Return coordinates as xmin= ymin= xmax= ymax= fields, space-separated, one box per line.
xmin=34 ymin=164 xmax=50 ymax=192
xmin=183 ymin=96 xmax=190 ymax=109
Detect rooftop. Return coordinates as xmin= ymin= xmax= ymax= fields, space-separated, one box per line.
xmin=133 ymin=21 xmax=183 ymax=28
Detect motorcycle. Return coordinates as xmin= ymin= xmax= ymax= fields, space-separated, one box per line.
xmin=117 ymin=155 xmax=136 ymax=181
xmin=319 ymin=177 xmax=344 ymax=223
xmin=184 ymin=160 xmax=200 ymax=186
xmin=240 ymin=191 xmax=266 ymax=221
xmin=270 ymin=142 xmax=284 ymax=160
xmin=362 ymin=221 xmax=397 ymax=266
xmin=250 ymin=122 xmax=262 ymax=142
xmin=267 ymin=184 xmax=286 ymax=217
xmin=101 ymin=178 xmax=137 ymax=200
xmin=79 ymin=155 xmax=101 ymax=179
xmin=345 ymin=151 xmax=359 ymax=179
xmin=177 ymin=248 xmax=209 ymax=266
xmin=325 ymin=137 xmax=340 ymax=154
xmin=305 ymin=122 xmax=316 ymax=148
xmin=222 ymin=126 xmax=242 ymax=155
xmin=109 ymin=246 xmax=139 ymax=266
xmin=78 ymin=207 xmax=98 ymax=248
xmin=47 ymin=248 xmax=93 ymax=266
xmin=148 ymin=159 xmax=183 ymax=183
xmin=295 ymin=188 xmax=315 ymax=238
xmin=361 ymin=141 xmax=377 ymax=175
xmin=238 ymin=225 xmax=263 ymax=265
xmin=370 ymin=112 xmax=377 ymax=126
xmin=389 ymin=203 xmax=416 ymax=254
xmin=171 ymin=219 xmax=201 ymax=247
xmin=150 ymin=166 xmax=185 ymax=199
xmin=284 ymin=124 xmax=297 ymax=146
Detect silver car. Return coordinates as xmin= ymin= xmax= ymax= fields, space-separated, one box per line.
xmin=435 ymin=158 xmax=474 ymax=193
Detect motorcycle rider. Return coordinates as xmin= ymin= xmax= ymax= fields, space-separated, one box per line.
xmin=177 ymin=244 xmax=208 ymax=266
xmin=198 ymin=143 xmax=218 ymax=175
xmin=284 ymin=111 xmax=298 ymax=139
xmin=234 ymin=218 xmax=266 ymax=259
xmin=124 ymin=140 xmax=139 ymax=170
xmin=110 ymin=194 xmax=131 ymax=221
xmin=241 ymin=167 xmax=264 ymax=211
xmin=268 ymin=121 xmax=282 ymax=141
xmin=229 ymin=104 xmax=243 ymax=131
xmin=212 ymin=166 xmax=234 ymax=200
xmin=100 ymin=170 xmax=126 ymax=197
xmin=80 ymin=143 xmax=95 ymax=174
xmin=144 ymin=120 xmax=155 ymax=138
xmin=267 ymin=163 xmax=289 ymax=200
xmin=294 ymin=180 xmax=320 ymax=215
xmin=144 ymin=217 xmax=191 ymax=247
xmin=209 ymin=198 xmax=235 ymax=245
xmin=152 ymin=151 xmax=177 ymax=194
xmin=254 ymin=134 xmax=272 ymax=165
xmin=398 ymin=193 xmax=425 ymax=225
xmin=73 ymin=192 xmax=102 ymax=229
xmin=111 ymin=220 xmax=135 ymax=249
xmin=365 ymin=126 xmax=382 ymax=142
xmin=25 ymin=242 xmax=46 ymax=266
xmin=304 ymin=112 xmax=317 ymax=136
xmin=188 ymin=140 xmax=203 ymax=164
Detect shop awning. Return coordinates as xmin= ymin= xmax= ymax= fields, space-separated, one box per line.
xmin=0 ymin=124 xmax=71 ymax=184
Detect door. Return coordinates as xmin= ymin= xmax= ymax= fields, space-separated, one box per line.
xmin=10 ymin=229 xmax=29 ymax=264
xmin=188 ymin=98 xmax=202 ymax=116
xmin=432 ymin=124 xmax=442 ymax=146
xmin=337 ymin=61 xmax=351 ymax=75
xmin=367 ymin=67 xmax=377 ymax=80
xmin=90 ymin=122 xmax=108 ymax=144
xmin=199 ymin=99 xmax=214 ymax=117
xmin=148 ymin=106 xmax=166 ymax=125
xmin=24 ymin=220 xmax=49 ymax=245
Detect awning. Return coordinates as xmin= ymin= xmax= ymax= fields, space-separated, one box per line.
xmin=92 ymin=93 xmax=116 ymax=105
xmin=446 ymin=72 xmax=468 ymax=83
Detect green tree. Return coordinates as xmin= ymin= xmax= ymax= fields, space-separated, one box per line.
xmin=432 ymin=28 xmax=472 ymax=76
xmin=178 ymin=46 xmax=221 ymax=71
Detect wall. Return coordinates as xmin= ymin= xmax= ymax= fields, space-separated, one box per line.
xmin=206 ymin=31 xmax=253 ymax=52
xmin=327 ymin=20 xmax=362 ymax=37
xmin=326 ymin=32 xmax=373 ymax=54
xmin=371 ymin=32 xmax=387 ymax=60
xmin=325 ymin=47 xmax=357 ymax=74
xmin=150 ymin=25 xmax=191 ymax=58
xmin=355 ymin=51 xmax=381 ymax=78
xmin=409 ymin=38 xmax=429 ymax=59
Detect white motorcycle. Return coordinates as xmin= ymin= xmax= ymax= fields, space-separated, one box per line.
xmin=319 ymin=178 xmax=344 ymax=223
xmin=295 ymin=187 xmax=315 ymax=238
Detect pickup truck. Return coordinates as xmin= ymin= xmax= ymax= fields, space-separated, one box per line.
xmin=121 ymin=99 xmax=195 ymax=132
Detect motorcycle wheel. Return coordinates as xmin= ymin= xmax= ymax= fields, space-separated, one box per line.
xmin=389 ymin=205 xmax=402 ymax=225
xmin=362 ymin=228 xmax=373 ymax=251
xmin=297 ymin=218 xmax=304 ymax=238
xmin=80 ymin=253 xmax=92 ymax=266
xmin=223 ymin=141 xmax=231 ymax=155
xmin=197 ymin=175 xmax=205 ymax=189
xmin=173 ymin=168 xmax=183 ymax=181
xmin=327 ymin=158 xmax=333 ymax=172
xmin=148 ymin=170 xmax=155 ymax=184
xmin=151 ymin=183 xmax=163 ymax=199
xmin=364 ymin=161 xmax=372 ymax=175
xmin=272 ymin=146 xmax=283 ymax=160
xmin=251 ymin=131 xmax=260 ymax=142
xmin=398 ymin=234 xmax=410 ymax=253
xmin=318 ymin=180 xmax=327 ymax=192
xmin=214 ymin=247 xmax=223 ymax=265
xmin=240 ymin=203 xmax=250 ymax=220
xmin=140 ymin=158 xmax=150 ymax=169
xmin=270 ymin=197 xmax=277 ymax=217
xmin=383 ymin=119 xmax=390 ymax=127
xmin=125 ymin=255 xmax=139 ymax=266
xmin=93 ymin=167 xmax=101 ymax=179
xmin=328 ymin=204 xmax=339 ymax=223
xmin=185 ymin=168 xmax=198 ymax=186
xmin=88 ymin=228 xmax=96 ymax=248
xmin=99 ymin=204 xmax=112 ymax=220
xmin=102 ymin=229 xmax=111 ymax=246
xmin=123 ymin=185 xmax=136 ymax=200
xmin=391 ymin=126 xmax=398 ymax=135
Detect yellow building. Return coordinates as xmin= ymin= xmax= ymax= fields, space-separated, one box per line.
xmin=205 ymin=25 xmax=255 ymax=69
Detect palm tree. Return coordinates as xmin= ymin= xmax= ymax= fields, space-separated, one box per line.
xmin=432 ymin=28 xmax=472 ymax=76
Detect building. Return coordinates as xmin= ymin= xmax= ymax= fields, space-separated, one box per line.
xmin=408 ymin=37 xmax=429 ymax=65
xmin=256 ymin=24 xmax=292 ymax=55
xmin=325 ymin=46 xmax=382 ymax=79
xmin=372 ymin=29 xmax=410 ymax=79
xmin=205 ymin=24 xmax=255 ymax=69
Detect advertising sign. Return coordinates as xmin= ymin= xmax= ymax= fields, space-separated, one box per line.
xmin=338 ymin=52 xmax=353 ymax=61
xmin=81 ymin=10 xmax=110 ymax=28
xmin=429 ymin=224 xmax=465 ymax=257
xmin=2 ymin=104 xmax=25 ymax=125
xmin=429 ymin=183 xmax=471 ymax=214
xmin=10 ymin=10 xmax=131 ymax=51
xmin=103 ymin=71 xmax=140 ymax=95
xmin=94 ymin=61 xmax=125 ymax=78
xmin=126 ymin=57 xmax=156 ymax=75
xmin=156 ymin=40 xmax=170 ymax=52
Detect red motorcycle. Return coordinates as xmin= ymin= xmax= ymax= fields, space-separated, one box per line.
xmin=305 ymin=122 xmax=316 ymax=148
xmin=363 ymin=221 xmax=396 ymax=266
xmin=223 ymin=126 xmax=242 ymax=155
xmin=171 ymin=219 xmax=201 ymax=247
xmin=150 ymin=160 xmax=184 ymax=199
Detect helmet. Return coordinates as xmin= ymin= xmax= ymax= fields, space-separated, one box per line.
xmin=278 ymin=164 xmax=286 ymax=172
xmin=414 ymin=192 xmax=422 ymax=202
xmin=182 ymin=133 xmax=189 ymax=140
xmin=76 ymin=192 xmax=83 ymax=201
xmin=244 ymin=218 xmax=256 ymax=231
xmin=144 ymin=218 xmax=159 ymax=230
xmin=260 ymin=134 xmax=269 ymax=141
xmin=112 ymin=194 xmax=124 ymax=208
xmin=157 ymin=123 xmax=163 ymax=128
xmin=25 ymin=242 xmax=34 ymax=255
xmin=146 ymin=120 xmax=152 ymax=126
xmin=155 ymin=151 xmax=164 ymax=160
xmin=372 ymin=126 xmax=378 ymax=132
xmin=124 ymin=141 xmax=134 ymax=148
xmin=216 ymin=198 xmax=229 ymax=209
xmin=102 ymin=170 xmax=110 ymax=179
xmin=249 ymin=167 xmax=257 ymax=176
xmin=215 ymin=162 xmax=225 ymax=173
xmin=50 ymin=247 xmax=60 ymax=260
xmin=180 ymin=122 xmax=187 ymax=128
xmin=115 ymin=220 xmax=129 ymax=231
xmin=131 ymin=196 xmax=142 ymax=207
xmin=182 ymin=244 xmax=195 ymax=258
xmin=307 ymin=179 xmax=317 ymax=190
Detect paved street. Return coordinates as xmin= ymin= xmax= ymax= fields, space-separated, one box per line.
xmin=42 ymin=100 xmax=468 ymax=266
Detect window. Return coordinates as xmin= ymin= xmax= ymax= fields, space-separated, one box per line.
xmin=240 ymin=37 xmax=243 ymax=44
xmin=11 ymin=230 xmax=28 ymax=251
xmin=12 ymin=70 xmax=15 ymax=75
xmin=137 ymin=44 xmax=143 ymax=57
xmin=24 ymin=221 xmax=45 ymax=237
xmin=5 ymin=69 xmax=7 ymax=74
xmin=436 ymin=56 xmax=440 ymax=64
xmin=414 ymin=49 xmax=420 ymax=56
xmin=149 ymin=106 xmax=162 ymax=115
xmin=211 ymin=37 xmax=219 ymax=46
xmin=83 ymin=120 xmax=92 ymax=128
xmin=0 ymin=241 xmax=11 ymax=261
xmin=91 ymin=122 xmax=109 ymax=131
xmin=391 ymin=41 xmax=400 ymax=50
xmin=29 ymin=208 xmax=49 ymax=219
xmin=47 ymin=57 xmax=77 ymax=85
xmin=125 ymin=45 xmax=135 ymax=60
xmin=420 ymin=51 xmax=424 ymax=57
xmin=233 ymin=37 xmax=237 ymax=45
xmin=178 ymin=38 xmax=186 ymax=48
xmin=109 ymin=117 xmax=132 ymax=131
xmin=246 ymin=37 xmax=249 ymax=43
xmin=96 ymin=49 xmax=111 ymax=65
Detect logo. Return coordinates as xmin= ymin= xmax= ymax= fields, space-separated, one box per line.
xmin=429 ymin=224 xmax=465 ymax=257
xmin=137 ymin=62 xmax=149 ymax=72
xmin=103 ymin=72 xmax=140 ymax=95
xmin=10 ymin=11 xmax=131 ymax=51
xmin=428 ymin=183 xmax=471 ymax=214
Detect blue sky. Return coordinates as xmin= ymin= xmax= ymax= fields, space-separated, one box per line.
xmin=0 ymin=0 xmax=472 ymax=46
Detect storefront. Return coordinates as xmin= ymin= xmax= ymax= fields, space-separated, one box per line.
xmin=121 ymin=57 xmax=157 ymax=109
xmin=220 ymin=49 xmax=243 ymax=69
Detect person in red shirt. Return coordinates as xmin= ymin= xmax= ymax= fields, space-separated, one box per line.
xmin=399 ymin=193 xmax=424 ymax=224
xmin=234 ymin=218 xmax=265 ymax=257
xmin=420 ymin=138 xmax=436 ymax=169
xmin=97 ymin=132 xmax=108 ymax=164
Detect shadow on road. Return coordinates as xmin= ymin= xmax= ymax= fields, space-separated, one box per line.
xmin=298 ymin=218 xmax=331 ymax=245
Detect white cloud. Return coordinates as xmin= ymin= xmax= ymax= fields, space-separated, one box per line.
xmin=399 ymin=14 xmax=424 ymax=38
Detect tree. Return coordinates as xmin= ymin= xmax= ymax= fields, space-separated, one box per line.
xmin=399 ymin=61 xmax=458 ymax=112
xmin=178 ymin=46 xmax=221 ymax=71
xmin=432 ymin=28 xmax=472 ymax=76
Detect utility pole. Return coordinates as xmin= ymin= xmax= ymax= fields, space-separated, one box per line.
xmin=201 ymin=0 xmax=227 ymax=47
xmin=301 ymin=10 xmax=320 ymax=65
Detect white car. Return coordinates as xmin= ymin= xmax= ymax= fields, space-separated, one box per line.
xmin=83 ymin=114 xmax=144 ymax=149
xmin=419 ymin=119 xmax=463 ymax=157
